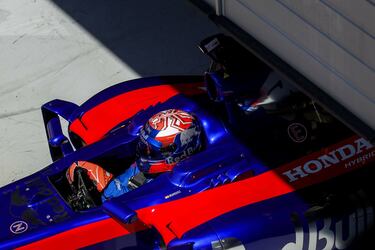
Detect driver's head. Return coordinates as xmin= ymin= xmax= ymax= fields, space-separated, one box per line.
xmin=136 ymin=109 xmax=202 ymax=174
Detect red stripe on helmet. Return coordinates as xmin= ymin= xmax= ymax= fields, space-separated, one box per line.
xmin=148 ymin=161 xmax=175 ymax=174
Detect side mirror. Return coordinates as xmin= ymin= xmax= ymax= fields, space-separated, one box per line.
xmin=41 ymin=99 xmax=78 ymax=161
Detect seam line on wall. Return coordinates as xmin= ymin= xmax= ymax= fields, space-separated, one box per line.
xmin=235 ymin=0 xmax=374 ymax=104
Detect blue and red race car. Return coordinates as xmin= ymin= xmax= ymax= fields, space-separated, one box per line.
xmin=1 ymin=35 xmax=374 ymax=250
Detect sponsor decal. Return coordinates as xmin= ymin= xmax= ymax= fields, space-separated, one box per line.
xmin=281 ymin=137 xmax=374 ymax=183
xmin=345 ymin=150 xmax=375 ymax=169
xmin=287 ymin=123 xmax=308 ymax=143
xmin=283 ymin=204 xmax=374 ymax=250
xmin=10 ymin=221 xmax=28 ymax=234
xmin=180 ymin=127 xmax=199 ymax=146
xmin=165 ymin=146 xmax=195 ymax=164
xmin=135 ymin=136 xmax=375 ymax=246
xmin=165 ymin=190 xmax=182 ymax=199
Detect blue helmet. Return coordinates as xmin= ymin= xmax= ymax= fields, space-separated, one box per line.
xmin=136 ymin=109 xmax=202 ymax=174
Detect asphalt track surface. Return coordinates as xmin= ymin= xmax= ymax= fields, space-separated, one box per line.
xmin=0 ymin=0 xmax=219 ymax=187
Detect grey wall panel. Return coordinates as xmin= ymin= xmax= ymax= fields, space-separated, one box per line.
xmin=279 ymin=0 xmax=375 ymax=93
xmin=205 ymin=0 xmax=375 ymax=130
xmin=205 ymin=0 xmax=216 ymax=8
xmin=321 ymin=0 xmax=375 ymax=36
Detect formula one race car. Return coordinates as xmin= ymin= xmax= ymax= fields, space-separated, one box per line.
xmin=1 ymin=35 xmax=374 ymax=250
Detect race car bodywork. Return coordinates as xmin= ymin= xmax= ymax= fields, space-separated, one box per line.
xmin=0 ymin=35 xmax=374 ymax=250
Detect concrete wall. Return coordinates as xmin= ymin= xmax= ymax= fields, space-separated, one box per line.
xmin=207 ymin=0 xmax=375 ymax=130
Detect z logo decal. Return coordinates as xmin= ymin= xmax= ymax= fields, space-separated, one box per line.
xmin=10 ymin=221 xmax=28 ymax=234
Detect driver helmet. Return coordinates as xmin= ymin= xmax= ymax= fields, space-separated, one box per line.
xmin=136 ymin=109 xmax=202 ymax=174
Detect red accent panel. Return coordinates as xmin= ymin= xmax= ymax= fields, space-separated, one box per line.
xmin=69 ymin=85 xmax=176 ymax=144
xmin=136 ymin=136 xmax=375 ymax=245
xmin=137 ymin=170 xmax=294 ymax=244
xmin=16 ymin=218 xmax=146 ymax=250
xmin=70 ymin=83 xmax=204 ymax=145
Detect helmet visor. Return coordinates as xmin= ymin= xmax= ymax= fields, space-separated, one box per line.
xmin=137 ymin=138 xmax=154 ymax=158
xmin=137 ymin=137 xmax=176 ymax=159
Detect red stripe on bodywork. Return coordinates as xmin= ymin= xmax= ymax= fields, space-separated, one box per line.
xmin=18 ymin=137 xmax=373 ymax=249
xmin=16 ymin=218 xmax=147 ymax=250
xmin=136 ymin=136 xmax=374 ymax=244
xmin=70 ymin=83 xmax=205 ymax=144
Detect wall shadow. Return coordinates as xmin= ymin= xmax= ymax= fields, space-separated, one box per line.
xmin=51 ymin=0 xmax=219 ymax=76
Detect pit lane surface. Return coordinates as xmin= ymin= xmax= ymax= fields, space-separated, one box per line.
xmin=0 ymin=0 xmax=219 ymax=187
